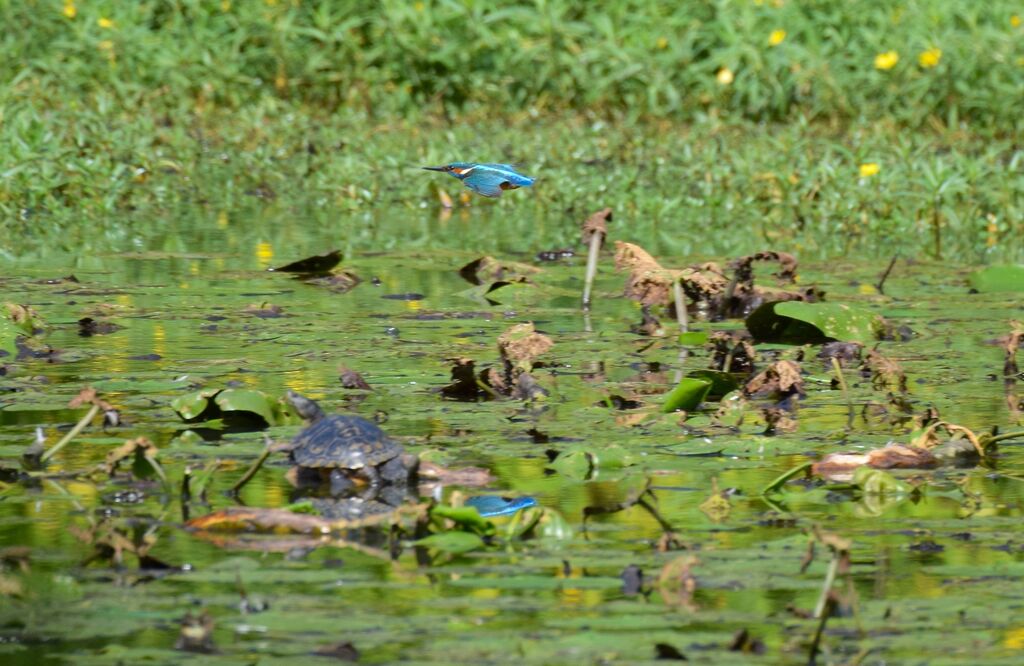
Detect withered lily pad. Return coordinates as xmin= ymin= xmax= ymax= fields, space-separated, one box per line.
xmin=746 ymin=301 xmax=886 ymax=344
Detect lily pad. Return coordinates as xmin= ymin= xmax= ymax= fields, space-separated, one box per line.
xmin=170 ymin=388 xmax=284 ymax=427
xmin=968 ymin=265 xmax=1024 ymax=293
xmin=661 ymin=377 xmax=712 ymax=413
xmin=745 ymin=301 xmax=885 ymax=344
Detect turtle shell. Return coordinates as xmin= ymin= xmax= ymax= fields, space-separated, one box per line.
xmin=290 ymin=414 xmax=402 ymax=470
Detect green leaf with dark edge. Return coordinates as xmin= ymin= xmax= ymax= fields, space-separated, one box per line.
xmin=661 ymin=377 xmax=712 ymax=413
xmin=549 ymin=444 xmax=637 ymax=481
xmin=0 ymin=316 xmax=21 ymax=357
xmin=507 ymin=507 xmax=574 ymax=542
xmin=968 ymin=265 xmax=1024 ymax=293
xmin=548 ymin=449 xmax=593 ymax=480
xmin=745 ymin=301 xmax=885 ymax=344
xmin=213 ymin=389 xmax=277 ymax=425
xmin=414 ymin=531 xmax=486 ymax=554
xmin=431 ymin=504 xmax=495 ymax=535
xmin=678 ymin=331 xmax=709 ymax=346
xmin=853 ymin=467 xmax=910 ymax=495
xmin=170 ymin=388 xmax=221 ymax=421
xmin=685 ymin=369 xmax=740 ymax=399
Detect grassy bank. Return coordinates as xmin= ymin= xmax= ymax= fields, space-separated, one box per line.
xmin=2 ymin=1 xmax=1023 ymax=261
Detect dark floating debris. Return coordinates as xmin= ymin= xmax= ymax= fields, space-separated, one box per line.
xmin=77 ymin=317 xmax=123 ymax=337
xmin=381 ymin=292 xmax=425 ymax=301
xmin=269 ymin=249 xmax=343 ymax=275
xmin=313 ymin=641 xmax=361 ymax=661
xmin=535 ymin=248 xmax=574 ymax=262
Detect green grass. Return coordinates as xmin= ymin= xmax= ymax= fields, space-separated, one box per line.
xmin=1 ymin=1 xmax=1023 ymax=261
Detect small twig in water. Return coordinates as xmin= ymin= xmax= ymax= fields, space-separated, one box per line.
xmin=874 ymin=253 xmax=899 ymax=295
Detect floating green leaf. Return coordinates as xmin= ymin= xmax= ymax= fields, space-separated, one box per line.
xmin=661 ymin=377 xmax=712 ymax=413
xmin=745 ymin=301 xmax=885 ymax=344
xmin=852 ymin=467 xmax=910 ymax=495
xmin=684 ymin=370 xmax=739 ymax=399
xmin=678 ymin=331 xmax=709 ymax=346
xmin=414 ymin=531 xmax=486 ymax=554
xmin=968 ymin=265 xmax=1024 ymax=293
xmin=431 ymin=504 xmax=495 ymax=535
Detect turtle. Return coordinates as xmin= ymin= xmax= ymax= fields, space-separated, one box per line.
xmin=283 ymin=391 xmax=416 ymax=497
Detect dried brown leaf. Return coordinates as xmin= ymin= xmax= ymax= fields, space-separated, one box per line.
xmin=497 ymin=322 xmax=553 ymax=369
xmin=862 ymin=349 xmax=907 ymax=393
xmin=744 ymin=360 xmax=804 ymax=399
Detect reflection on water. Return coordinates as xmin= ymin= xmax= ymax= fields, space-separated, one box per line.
xmin=1 ymin=204 xmax=1023 ymax=663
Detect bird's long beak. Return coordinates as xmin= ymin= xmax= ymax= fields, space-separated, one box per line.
xmin=421 ymin=165 xmax=447 ymax=172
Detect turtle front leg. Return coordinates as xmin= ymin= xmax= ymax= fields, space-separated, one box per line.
xmin=359 ymin=464 xmax=382 ymax=499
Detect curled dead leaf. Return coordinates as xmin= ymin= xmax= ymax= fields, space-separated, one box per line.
xmin=580 ymin=207 xmax=612 ymax=245
xmin=812 ymin=443 xmax=938 ymax=481
xmin=458 ymin=256 xmax=541 ymax=286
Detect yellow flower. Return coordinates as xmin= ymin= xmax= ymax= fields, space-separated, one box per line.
xmin=918 ymin=47 xmax=941 ymax=68
xmin=97 ymin=17 xmax=114 ymax=29
xmin=874 ymin=50 xmax=899 ymax=70
xmin=1011 ymin=15 xmax=1021 ymax=28
xmin=62 ymin=1 xmax=76 ymax=18
xmin=656 ymin=37 xmax=668 ymax=50
xmin=221 ymin=0 xmax=231 ymax=10
xmin=859 ymin=163 xmax=880 ymax=178
xmin=716 ymin=67 xmax=734 ymax=85
xmin=768 ymin=29 xmax=786 ymax=46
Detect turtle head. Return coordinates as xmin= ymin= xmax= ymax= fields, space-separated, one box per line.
xmin=286 ymin=390 xmax=325 ymax=423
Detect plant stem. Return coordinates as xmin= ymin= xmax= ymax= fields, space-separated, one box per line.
xmin=831 ymin=357 xmax=853 ymax=429
xmin=581 ymin=231 xmax=603 ymax=310
xmin=813 ymin=552 xmax=840 ymax=619
xmin=40 ymin=404 xmax=100 ymax=464
xmin=673 ymin=279 xmax=688 ymax=333
xmin=231 ymin=440 xmax=273 ymax=494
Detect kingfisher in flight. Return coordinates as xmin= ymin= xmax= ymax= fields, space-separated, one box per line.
xmin=422 ymin=162 xmax=535 ymax=198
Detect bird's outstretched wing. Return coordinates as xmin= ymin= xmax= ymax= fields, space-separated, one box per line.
xmin=462 ymin=169 xmax=509 ymax=197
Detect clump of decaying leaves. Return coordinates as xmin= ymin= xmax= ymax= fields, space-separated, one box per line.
xmin=861 ymin=348 xmax=907 ymax=393
xmin=744 ymin=360 xmax=804 ymax=401
xmin=440 ymin=323 xmax=552 ymax=401
xmin=706 ymin=330 xmax=756 ymax=373
xmin=1001 ymin=321 xmax=1024 ymax=421
xmin=656 ymin=555 xmax=699 ymax=612
xmin=614 ymin=241 xmax=728 ymax=336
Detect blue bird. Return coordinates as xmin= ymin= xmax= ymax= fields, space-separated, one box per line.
xmin=422 ymin=162 xmax=535 ymax=198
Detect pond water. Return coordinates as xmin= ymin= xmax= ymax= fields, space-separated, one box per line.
xmin=1 ymin=203 xmax=1023 ymax=664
